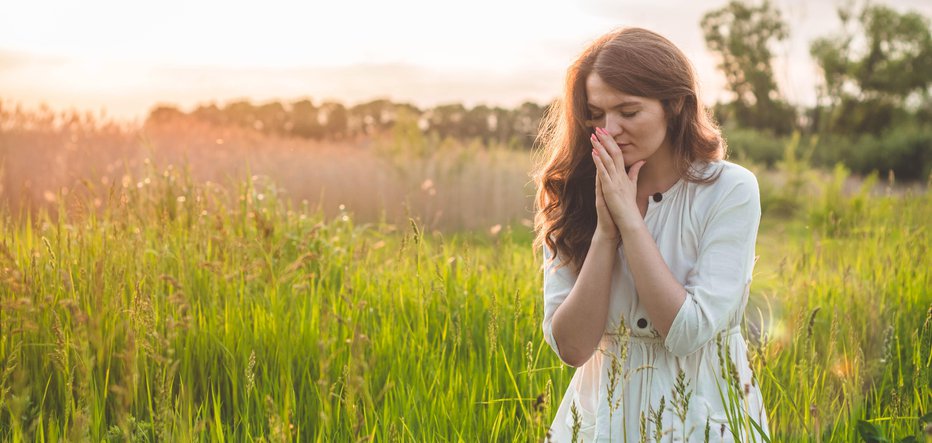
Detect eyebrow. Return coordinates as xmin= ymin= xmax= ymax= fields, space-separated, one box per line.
xmin=587 ymin=101 xmax=641 ymax=110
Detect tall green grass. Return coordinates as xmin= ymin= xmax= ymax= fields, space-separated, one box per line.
xmin=0 ymin=161 xmax=929 ymax=441
xmin=748 ymin=165 xmax=932 ymax=441
xmin=0 ymin=165 xmax=561 ymax=442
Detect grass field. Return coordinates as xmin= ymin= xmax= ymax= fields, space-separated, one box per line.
xmin=0 ymin=162 xmax=929 ymax=442
xmin=0 ymin=114 xmax=930 ymax=441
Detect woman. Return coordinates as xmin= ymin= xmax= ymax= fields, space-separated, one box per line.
xmin=533 ymin=28 xmax=769 ymax=441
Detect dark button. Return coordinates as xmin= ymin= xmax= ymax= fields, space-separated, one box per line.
xmin=637 ymin=318 xmax=648 ymax=329
xmin=652 ymin=192 xmax=663 ymax=202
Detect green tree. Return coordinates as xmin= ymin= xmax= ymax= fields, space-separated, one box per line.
xmin=223 ymin=100 xmax=257 ymax=129
xmin=319 ymin=101 xmax=348 ymax=139
xmin=489 ymin=106 xmax=514 ymax=145
xmin=513 ymin=101 xmax=546 ymax=149
xmin=701 ymin=0 xmax=796 ymax=134
xmin=428 ymin=103 xmax=467 ymax=138
xmin=349 ymin=99 xmax=397 ymax=136
xmin=190 ymin=103 xmax=225 ymax=126
xmin=463 ymin=104 xmax=493 ymax=142
xmin=290 ymin=99 xmax=323 ymax=139
xmin=256 ymin=101 xmax=287 ymax=135
xmin=810 ymin=3 xmax=932 ymax=134
xmin=145 ymin=105 xmax=185 ymax=125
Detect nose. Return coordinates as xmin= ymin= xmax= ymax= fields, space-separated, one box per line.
xmin=603 ymin=114 xmax=624 ymax=137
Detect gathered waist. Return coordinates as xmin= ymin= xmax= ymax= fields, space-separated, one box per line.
xmin=603 ymin=325 xmax=743 ymax=346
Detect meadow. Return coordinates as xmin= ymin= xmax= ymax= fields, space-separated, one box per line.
xmin=0 ymin=109 xmax=930 ymax=441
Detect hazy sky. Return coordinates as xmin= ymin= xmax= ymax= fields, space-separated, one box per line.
xmin=1 ymin=0 xmax=930 ymax=122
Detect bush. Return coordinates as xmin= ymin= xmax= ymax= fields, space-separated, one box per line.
xmin=722 ymin=123 xmax=932 ymax=183
xmin=723 ymin=127 xmax=788 ymax=168
xmin=812 ymin=124 xmax=932 ymax=182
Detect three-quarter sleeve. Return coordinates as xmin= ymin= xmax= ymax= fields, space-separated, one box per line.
xmin=663 ymin=171 xmax=761 ymax=357
xmin=542 ymin=244 xmax=578 ymax=363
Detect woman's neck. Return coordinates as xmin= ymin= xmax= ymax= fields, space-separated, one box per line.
xmin=635 ymin=143 xmax=681 ymax=197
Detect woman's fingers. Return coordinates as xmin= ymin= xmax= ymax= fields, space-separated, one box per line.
xmin=590 ymin=133 xmax=618 ymax=178
xmin=591 ymin=148 xmax=612 ymax=185
xmin=595 ymin=167 xmax=602 ymax=194
xmin=595 ymin=127 xmax=626 ymax=174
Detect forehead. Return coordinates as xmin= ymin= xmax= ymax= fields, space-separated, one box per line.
xmin=585 ymin=72 xmax=644 ymax=108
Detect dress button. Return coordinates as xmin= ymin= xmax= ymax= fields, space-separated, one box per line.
xmin=637 ymin=318 xmax=648 ymax=329
xmin=652 ymin=192 xmax=663 ymax=202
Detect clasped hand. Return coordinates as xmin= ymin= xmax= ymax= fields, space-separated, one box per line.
xmin=590 ymin=127 xmax=645 ymax=236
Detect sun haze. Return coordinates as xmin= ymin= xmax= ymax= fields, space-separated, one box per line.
xmin=1 ymin=0 xmax=929 ymax=120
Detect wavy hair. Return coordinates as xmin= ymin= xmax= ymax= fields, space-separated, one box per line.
xmin=532 ymin=27 xmax=726 ymax=273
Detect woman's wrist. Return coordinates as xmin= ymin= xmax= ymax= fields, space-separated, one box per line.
xmin=614 ymin=203 xmax=642 ymax=229
xmin=617 ymin=216 xmax=647 ymax=237
xmin=592 ymin=230 xmax=621 ymax=247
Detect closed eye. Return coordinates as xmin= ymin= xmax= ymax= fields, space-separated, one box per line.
xmin=585 ymin=111 xmax=638 ymax=122
xmin=586 ymin=110 xmax=640 ymax=127
xmin=583 ymin=112 xmax=602 ymax=127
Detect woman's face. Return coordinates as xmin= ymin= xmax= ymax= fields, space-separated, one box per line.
xmin=584 ymin=72 xmax=671 ymax=167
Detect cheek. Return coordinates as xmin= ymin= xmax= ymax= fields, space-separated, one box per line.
xmin=647 ymin=118 xmax=669 ymax=141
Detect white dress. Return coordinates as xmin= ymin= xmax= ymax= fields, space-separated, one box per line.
xmin=542 ymin=160 xmax=769 ymax=442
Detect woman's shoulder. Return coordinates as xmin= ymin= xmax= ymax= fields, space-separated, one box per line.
xmin=689 ymin=160 xmax=759 ymax=195
xmin=685 ymin=160 xmax=760 ymax=218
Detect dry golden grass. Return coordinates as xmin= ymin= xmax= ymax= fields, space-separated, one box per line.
xmin=0 ymin=103 xmax=535 ymax=232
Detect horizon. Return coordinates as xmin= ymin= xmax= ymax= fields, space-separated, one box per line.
xmin=2 ymin=0 xmax=930 ymax=123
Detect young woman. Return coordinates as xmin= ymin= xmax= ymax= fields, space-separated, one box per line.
xmin=533 ymin=28 xmax=769 ymax=441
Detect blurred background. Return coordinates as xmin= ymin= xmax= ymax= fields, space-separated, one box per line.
xmin=2 ymin=0 xmax=930 ymax=231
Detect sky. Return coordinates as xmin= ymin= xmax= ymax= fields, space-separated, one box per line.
xmin=1 ymin=0 xmax=930 ymax=122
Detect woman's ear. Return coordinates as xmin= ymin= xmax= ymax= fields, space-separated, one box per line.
xmin=662 ymin=97 xmax=685 ymax=122
xmin=670 ymin=97 xmax=685 ymax=117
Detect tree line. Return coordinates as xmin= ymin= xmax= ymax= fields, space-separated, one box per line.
xmin=147 ymin=98 xmax=549 ymax=150
xmin=146 ymin=1 xmax=932 ymax=180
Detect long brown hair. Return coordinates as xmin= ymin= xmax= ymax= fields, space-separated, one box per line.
xmin=532 ymin=27 xmax=726 ymax=273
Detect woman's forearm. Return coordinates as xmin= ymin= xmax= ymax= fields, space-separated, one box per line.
xmin=550 ymin=232 xmax=618 ymax=367
xmin=618 ymin=219 xmax=686 ymax=337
